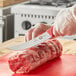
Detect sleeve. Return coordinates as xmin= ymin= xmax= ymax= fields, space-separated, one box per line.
xmin=70 ymin=4 xmax=76 ymax=20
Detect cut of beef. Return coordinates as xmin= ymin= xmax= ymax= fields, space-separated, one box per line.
xmin=8 ymin=39 xmax=63 ymax=73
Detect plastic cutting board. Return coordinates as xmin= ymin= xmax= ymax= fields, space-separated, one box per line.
xmin=0 ymin=54 xmax=76 ymax=76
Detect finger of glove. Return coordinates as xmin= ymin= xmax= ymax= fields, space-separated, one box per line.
xmin=27 ymin=28 xmax=35 ymax=41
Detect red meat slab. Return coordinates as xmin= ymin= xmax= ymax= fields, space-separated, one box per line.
xmin=0 ymin=54 xmax=76 ymax=76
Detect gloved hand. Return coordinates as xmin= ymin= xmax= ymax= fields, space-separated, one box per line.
xmin=53 ymin=5 xmax=76 ymax=37
xmin=25 ymin=23 xmax=51 ymax=41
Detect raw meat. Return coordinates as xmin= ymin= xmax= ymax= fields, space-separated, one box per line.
xmin=8 ymin=39 xmax=63 ymax=73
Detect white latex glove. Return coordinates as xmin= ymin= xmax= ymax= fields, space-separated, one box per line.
xmin=53 ymin=5 xmax=76 ymax=37
xmin=25 ymin=23 xmax=51 ymax=41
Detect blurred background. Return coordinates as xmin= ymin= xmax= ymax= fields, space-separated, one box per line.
xmin=0 ymin=0 xmax=76 ymax=43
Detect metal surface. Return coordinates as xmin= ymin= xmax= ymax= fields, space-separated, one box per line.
xmin=11 ymin=4 xmax=60 ymax=37
xmin=8 ymin=32 xmax=51 ymax=51
xmin=0 ymin=14 xmax=14 ymax=42
xmin=0 ymin=6 xmax=14 ymax=42
xmin=0 ymin=20 xmax=4 ymax=43
xmin=0 ymin=1 xmax=30 ymax=42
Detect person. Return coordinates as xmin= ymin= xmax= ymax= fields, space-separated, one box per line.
xmin=25 ymin=4 xmax=76 ymax=41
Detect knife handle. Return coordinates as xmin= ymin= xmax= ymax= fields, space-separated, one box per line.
xmin=46 ymin=26 xmax=55 ymax=38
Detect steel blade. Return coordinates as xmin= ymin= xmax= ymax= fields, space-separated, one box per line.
xmin=8 ymin=32 xmax=51 ymax=51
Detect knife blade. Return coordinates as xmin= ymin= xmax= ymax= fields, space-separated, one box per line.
xmin=8 ymin=26 xmax=54 ymax=51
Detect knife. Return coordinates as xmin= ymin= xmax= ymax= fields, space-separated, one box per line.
xmin=8 ymin=26 xmax=55 ymax=51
